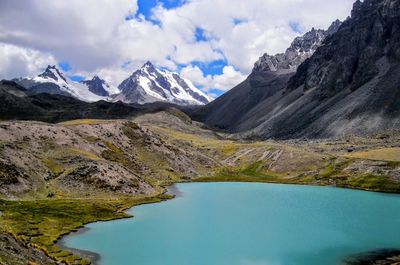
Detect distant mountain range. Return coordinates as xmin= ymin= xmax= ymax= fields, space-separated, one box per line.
xmin=0 ymin=79 xmax=183 ymax=123
xmin=192 ymin=0 xmax=400 ymax=139
xmin=12 ymin=62 xmax=211 ymax=106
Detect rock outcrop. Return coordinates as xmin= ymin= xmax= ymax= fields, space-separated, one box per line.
xmin=253 ymin=20 xmax=341 ymax=73
xmin=193 ymin=0 xmax=400 ymax=139
xmin=191 ymin=20 xmax=342 ymax=133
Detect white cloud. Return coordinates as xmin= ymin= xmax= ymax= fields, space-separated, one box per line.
xmin=0 ymin=42 xmax=56 ymax=80
xmin=180 ymin=65 xmax=212 ymax=87
xmin=212 ymin=66 xmax=247 ymax=91
xmin=152 ymin=0 xmax=354 ymax=73
xmin=117 ymin=17 xmax=222 ymax=68
xmin=180 ymin=65 xmax=246 ymax=92
xmin=0 ymin=0 xmax=137 ymax=71
xmin=0 ymin=0 xmax=354 ymax=93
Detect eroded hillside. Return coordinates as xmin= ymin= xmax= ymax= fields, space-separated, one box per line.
xmin=0 ymin=109 xmax=400 ymax=264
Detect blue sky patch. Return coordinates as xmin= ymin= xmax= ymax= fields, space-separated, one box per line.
xmin=233 ymin=18 xmax=247 ymax=25
xmin=59 ymin=61 xmax=71 ymax=72
xmin=135 ymin=0 xmax=187 ymax=23
xmin=208 ymin=88 xmax=224 ymax=98
xmin=289 ymin=21 xmax=302 ymax=34
xmin=195 ymin=27 xmax=208 ymax=42
xmin=69 ymin=75 xmax=85 ymax=82
xmin=192 ymin=59 xmax=227 ymax=76
xmin=59 ymin=61 xmax=85 ymax=82
xmin=121 ymin=60 xmax=133 ymax=69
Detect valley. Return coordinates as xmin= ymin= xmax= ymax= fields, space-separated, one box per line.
xmin=0 ymin=109 xmax=399 ymax=264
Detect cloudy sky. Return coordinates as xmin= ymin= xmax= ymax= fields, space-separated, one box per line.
xmin=0 ymin=0 xmax=354 ymax=97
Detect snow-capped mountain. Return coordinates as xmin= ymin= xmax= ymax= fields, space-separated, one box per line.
xmin=15 ymin=65 xmax=109 ymax=102
xmin=14 ymin=63 xmax=210 ymax=106
xmin=253 ymin=20 xmax=342 ymax=73
xmin=80 ymin=75 xmax=119 ymax=97
xmin=114 ymin=61 xmax=212 ymax=105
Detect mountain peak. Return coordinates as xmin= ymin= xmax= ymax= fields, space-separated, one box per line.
xmin=252 ymin=20 xmax=342 ymax=73
xmin=142 ymin=61 xmax=155 ymax=69
xmin=117 ymin=63 xmax=211 ymax=105
xmin=46 ymin=65 xmax=57 ymax=70
xmin=81 ymin=76 xmax=110 ymax=97
xmin=38 ymin=65 xmax=68 ymax=83
xmin=91 ymin=75 xmax=103 ymax=82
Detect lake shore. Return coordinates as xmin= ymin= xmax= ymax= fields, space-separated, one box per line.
xmin=59 ymin=182 xmax=400 ymax=265
xmin=57 ymin=227 xmax=101 ymax=265
xmin=56 ymin=184 xmax=183 ymax=265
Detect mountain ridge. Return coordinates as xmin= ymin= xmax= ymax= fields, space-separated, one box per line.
xmin=191 ymin=19 xmax=343 ymax=133
xmin=253 ymin=19 xmax=342 ymax=73
xmin=247 ymin=0 xmax=400 ymax=139
xmin=12 ymin=62 xmax=210 ymax=106
xmin=192 ymin=0 xmax=400 ymax=139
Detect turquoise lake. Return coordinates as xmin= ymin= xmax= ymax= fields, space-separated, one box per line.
xmin=63 ymin=183 xmax=400 ymax=265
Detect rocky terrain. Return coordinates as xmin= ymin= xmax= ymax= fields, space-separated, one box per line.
xmin=253 ymin=19 xmax=342 ymax=73
xmin=0 ymin=232 xmax=56 ymax=265
xmin=192 ymin=0 xmax=400 ymax=139
xmin=0 ymin=107 xmax=399 ymax=264
xmin=80 ymin=76 xmax=116 ymax=97
xmin=0 ymin=115 xmax=216 ymax=199
xmin=191 ymin=19 xmax=342 ymax=133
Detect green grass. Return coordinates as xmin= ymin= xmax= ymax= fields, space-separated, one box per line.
xmin=320 ymin=158 xmax=353 ymax=178
xmin=196 ymin=160 xmax=400 ymax=193
xmin=340 ymin=174 xmax=400 ymax=193
xmin=0 ymin=194 xmax=173 ymax=265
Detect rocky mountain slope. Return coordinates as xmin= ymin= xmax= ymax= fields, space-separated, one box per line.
xmin=193 ymin=0 xmax=400 ymax=139
xmin=114 ymin=61 xmax=211 ymax=105
xmin=80 ymin=75 xmax=119 ymax=97
xmin=248 ymin=0 xmax=400 ymax=139
xmin=12 ymin=62 xmax=210 ymax=106
xmin=192 ymin=20 xmax=342 ymax=133
xmin=253 ymin=19 xmax=342 ymax=73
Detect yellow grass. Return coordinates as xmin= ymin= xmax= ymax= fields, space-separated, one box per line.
xmin=346 ymin=147 xmax=400 ymax=162
xmin=68 ymin=147 xmax=101 ymax=161
xmin=58 ymin=119 xmax=113 ymax=126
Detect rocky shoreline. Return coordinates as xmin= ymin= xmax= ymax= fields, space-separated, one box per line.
xmin=343 ymin=249 xmax=400 ymax=265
